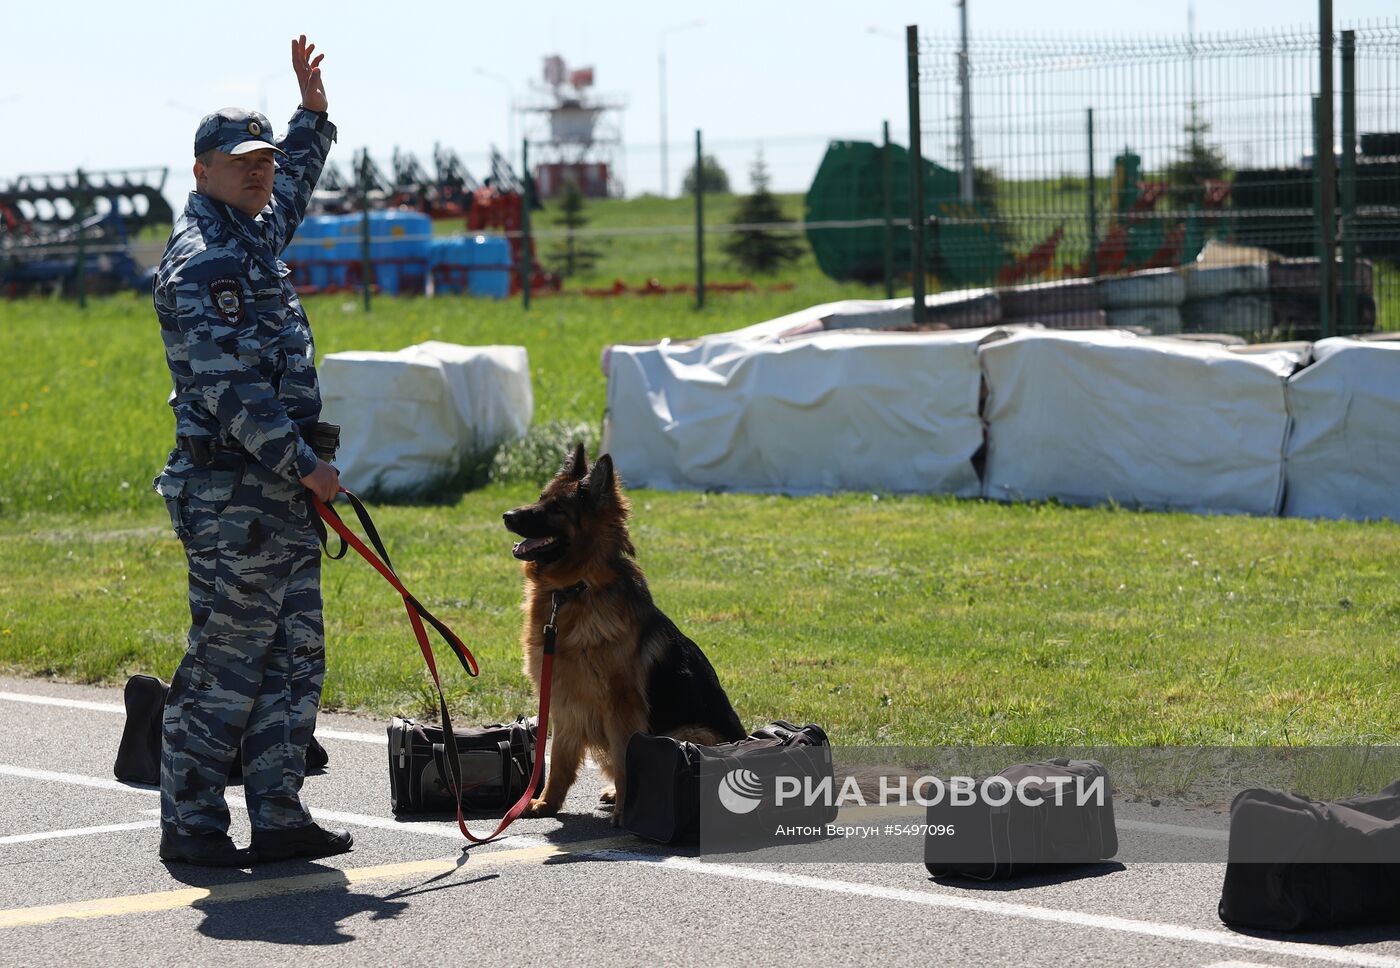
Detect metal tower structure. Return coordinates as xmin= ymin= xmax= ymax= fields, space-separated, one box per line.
xmin=517 ymin=55 xmax=627 ymax=199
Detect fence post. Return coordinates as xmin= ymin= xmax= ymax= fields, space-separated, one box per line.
xmin=521 ymin=138 xmax=532 ymax=312
xmin=1086 ymin=109 xmax=1098 ymax=279
xmin=1339 ymin=29 xmax=1357 ymax=335
xmin=73 ymin=168 xmax=87 ymax=309
xmin=1316 ymin=0 xmax=1336 ymax=339
xmin=882 ymin=120 xmax=895 ymax=299
xmin=906 ymin=24 xmax=927 ymax=324
xmin=695 ymin=129 xmax=705 ymax=310
xmin=358 ymin=150 xmax=372 ymax=313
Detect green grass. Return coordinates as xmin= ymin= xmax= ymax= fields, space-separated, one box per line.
xmin=2 ymin=191 xmax=1398 ymax=746
xmin=2 ymin=488 xmax=1397 ymax=746
xmin=452 ymin=191 xmax=820 ymax=291
xmin=0 ymin=283 xmax=864 ymax=518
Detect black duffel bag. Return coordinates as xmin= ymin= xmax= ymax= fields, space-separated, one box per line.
xmin=1218 ymin=781 xmax=1400 ymax=931
xmin=387 ymin=715 xmax=540 ymax=814
xmin=115 ymin=673 xmax=328 ymax=785
xmin=924 ymin=758 xmax=1118 ymax=881
xmin=622 ymin=721 xmax=834 ymax=846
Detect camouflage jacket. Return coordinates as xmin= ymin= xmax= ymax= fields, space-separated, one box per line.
xmin=154 ymin=108 xmax=337 ymax=496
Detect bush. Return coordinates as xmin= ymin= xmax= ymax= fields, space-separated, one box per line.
xmin=488 ymin=420 xmax=600 ymax=486
xmin=682 ymin=154 xmax=730 ymax=195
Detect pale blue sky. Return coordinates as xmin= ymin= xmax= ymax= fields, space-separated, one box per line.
xmin=2 ymin=0 xmax=1393 ymax=204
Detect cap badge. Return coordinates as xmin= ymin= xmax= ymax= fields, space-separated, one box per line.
xmin=247 ymin=120 xmax=262 ymax=137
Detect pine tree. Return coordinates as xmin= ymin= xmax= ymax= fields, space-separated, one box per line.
xmin=1166 ymin=106 xmax=1228 ymax=209
xmin=724 ymin=152 xmax=804 ymax=274
xmin=547 ymin=179 xmax=605 ymax=278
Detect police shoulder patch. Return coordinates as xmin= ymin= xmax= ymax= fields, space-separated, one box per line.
xmin=208 ymin=277 xmax=244 ymax=323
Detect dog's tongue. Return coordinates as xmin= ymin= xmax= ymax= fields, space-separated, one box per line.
xmin=512 ymin=537 xmax=552 ymax=559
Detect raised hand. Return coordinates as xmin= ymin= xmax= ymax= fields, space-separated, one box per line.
xmin=292 ymin=35 xmax=327 ymax=113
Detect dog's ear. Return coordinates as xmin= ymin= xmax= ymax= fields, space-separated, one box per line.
xmin=559 ymin=442 xmax=589 ymax=481
xmin=580 ymin=453 xmax=616 ymax=508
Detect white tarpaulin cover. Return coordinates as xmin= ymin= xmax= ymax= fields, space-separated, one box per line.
xmin=1284 ymin=337 xmax=1400 ymax=521
xmin=602 ymin=329 xmax=997 ymax=495
xmin=717 ymin=291 xmax=1000 ymax=342
xmin=980 ymin=330 xmax=1300 ymax=515
xmin=320 ymin=342 xmax=531 ymax=494
xmin=402 ymin=341 xmax=533 ymax=455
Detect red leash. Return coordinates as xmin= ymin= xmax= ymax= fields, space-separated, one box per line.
xmin=312 ymin=487 xmax=569 ymax=845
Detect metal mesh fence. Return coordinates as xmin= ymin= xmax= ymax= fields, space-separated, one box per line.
xmin=915 ymin=22 xmax=1400 ymax=341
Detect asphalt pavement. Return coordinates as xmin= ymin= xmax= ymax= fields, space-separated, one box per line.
xmin=1 ymin=675 xmax=1397 ymax=968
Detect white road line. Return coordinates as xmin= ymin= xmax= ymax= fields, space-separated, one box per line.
xmin=0 ymin=691 xmax=594 ymax=765
xmin=0 ymin=691 xmax=389 ymax=745
xmin=0 ymin=764 xmax=536 ymax=849
xmin=596 ymin=851 xmax=1400 ymax=968
xmin=0 ymin=765 xmax=155 ymax=796
xmin=0 ymin=694 xmax=1267 ymax=846
xmin=5 ymin=761 xmax=1399 ymax=965
xmin=136 ymin=808 xmax=547 ymax=850
xmin=0 ymin=821 xmax=161 ymax=845
xmin=1204 ymin=961 xmax=1288 ymax=967
xmin=0 ymin=692 xmax=123 ymax=714
xmin=315 ymin=728 xmax=386 ymax=745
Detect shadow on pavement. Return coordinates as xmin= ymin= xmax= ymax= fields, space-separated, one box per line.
xmin=165 ymin=858 xmax=498 ymax=945
xmin=930 ymin=861 xmax=1128 ymax=890
xmin=1227 ymin=922 xmax=1400 ymax=946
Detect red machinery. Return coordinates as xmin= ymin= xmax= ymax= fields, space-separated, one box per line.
xmin=464 ymin=150 xmax=559 ymax=295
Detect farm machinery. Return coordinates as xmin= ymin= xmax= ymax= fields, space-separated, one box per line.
xmin=291 ymin=146 xmax=557 ymax=298
xmin=1 ymin=167 xmax=173 ymax=297
xmin=309 ymin=143 xmax=482 ymax=222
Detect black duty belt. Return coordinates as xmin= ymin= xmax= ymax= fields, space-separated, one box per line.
xmin=178 ymin=420 xmax=340 ymax=469
xmin=177 ymin=435 xmax=240 ymax=468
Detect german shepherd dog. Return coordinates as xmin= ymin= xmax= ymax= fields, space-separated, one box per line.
xmin=503 ymin=444 xmax=746 ymax=822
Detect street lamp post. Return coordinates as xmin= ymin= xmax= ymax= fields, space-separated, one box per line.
xmin=659 ymin=19 xmax=704 ymax=198
xmin=475 ymin=68 xmax=516 ymax=172
xmin=956 ymin=0 xmax=974 ymax=204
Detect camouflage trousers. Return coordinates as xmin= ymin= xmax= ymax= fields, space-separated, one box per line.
xmin=159 ymin=456 xmax=324 ymax=836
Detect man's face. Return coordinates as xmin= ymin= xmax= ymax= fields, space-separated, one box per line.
xmin=194 ymin=149 xmax=276 ymax=216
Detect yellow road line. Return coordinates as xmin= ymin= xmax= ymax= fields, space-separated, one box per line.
xmin=0 ymin=836 xmax=632 ymax=930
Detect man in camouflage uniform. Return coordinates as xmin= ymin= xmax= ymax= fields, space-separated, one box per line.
xmin=153 ymin=36 xmax=349 ymax=867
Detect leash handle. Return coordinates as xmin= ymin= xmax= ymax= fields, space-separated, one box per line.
xmin=313 ymin=489 xmax=478 ymax=678
xmin=312 ymin=487 xmax=573 ymax=845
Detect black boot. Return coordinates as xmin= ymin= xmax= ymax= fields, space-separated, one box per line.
xmin=251 ymin=823 xmax=353 ymax=862
xmin=159 ymin=828 xmax=256 ymax=868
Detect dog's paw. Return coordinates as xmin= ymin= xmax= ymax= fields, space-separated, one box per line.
xmin=599 ymin=785 xmax=616 ymax=804
xmin=522 ymin=798 xmax=559 ymax=818
xmin=610 ymin=809 xmax=623 ymax=828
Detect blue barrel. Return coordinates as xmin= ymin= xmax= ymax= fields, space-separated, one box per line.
xmin=295 ymin=215 xmax=336 ymax=289
xmin=469 ymin=235 xmax=511 ymax=299
xmin=327 ymin=213 xmax=366 ymax=289
xmin=371 ymin=210 xmax=431 ymax=296
xmin=284 ymin=215 xmax=319 ymax=286
xmin=428 ymin=237 xmax=467 ymax=294
xmin=283 ymin=223 xmax=312 ymax=269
